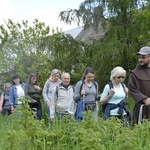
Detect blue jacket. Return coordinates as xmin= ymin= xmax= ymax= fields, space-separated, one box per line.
xmin=75 ymin=100 xmax=84 ymax=121
xmin=9 ymin=83 xmax=25 ymax=105
xmin=103 ymin=99 xmax=132 ymax=120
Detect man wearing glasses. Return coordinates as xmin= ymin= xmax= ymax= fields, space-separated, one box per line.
xmin=128 ymin=46 xmax=150 ymax=124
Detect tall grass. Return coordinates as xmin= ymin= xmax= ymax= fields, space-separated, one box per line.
xmin=0 ymin=97 xmax=149 ymax=150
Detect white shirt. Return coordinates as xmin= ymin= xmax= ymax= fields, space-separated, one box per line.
xmin=16 ymin=85 xmax=25 ymax=104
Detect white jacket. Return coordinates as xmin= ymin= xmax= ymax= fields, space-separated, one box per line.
xmin=50 ymin=84 xmax=74 ymax=118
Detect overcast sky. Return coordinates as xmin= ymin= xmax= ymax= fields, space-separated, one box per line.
xmin=0 ymin=0 xmax=84 ymax=31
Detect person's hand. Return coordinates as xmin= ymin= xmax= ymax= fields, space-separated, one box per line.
xmin=0 ymin=107 xmax=3 ymax=112
xmin=81 ymin=88 xmax=86 ymax=96
xmin=34 ymin=85 xmax=41 ymax=91
xmin=109 ymin=88 xmax=115 ymax=97
xmin=11 ymin=105 xmax=15 ymax=112
xmin=47 ymin=103 xmax=50 ymax=108
xmin=143 ymin=98 xmax=150 ymax=105
xmin=51 ymin=118 xmax=54 ymax=123
xmin=125 ymin=87 xmax=129 ymax=93
xmin=32 ymin=100 xmax=37 ymax=103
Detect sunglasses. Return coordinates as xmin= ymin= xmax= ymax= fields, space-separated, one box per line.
xmin=117 ymin=76 xmax=125 ymax=79
xmin=138 ymin=55 xmax=149 ymax=59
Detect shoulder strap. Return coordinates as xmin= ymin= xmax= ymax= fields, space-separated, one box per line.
xmin=121 ymin=83 xmax=127 ymax=97
xmin=55 ymin=85 xmax=59 ymax=97
xmin=47 ymin=79 xmax=50 ymax=89
xmin=108 ymin=82 xmax=113 ymax=89
xmin=92 ymin=81 xmax=98 ymax=100
xmin=92 ymin=81 xmax=97 ymax=89
xmin=79 ymin=80 xmax=84 ymax=94
xmin=121 ymin=83 xmax=125 ymax=92
xmin=108 ymin=82 xmax=126 ymax=95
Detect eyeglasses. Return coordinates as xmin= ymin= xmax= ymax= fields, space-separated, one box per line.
xmin=138 ymin=55 xmax=149 ymax=59
xmin=117 ymin=76 xmax=125 ymax=79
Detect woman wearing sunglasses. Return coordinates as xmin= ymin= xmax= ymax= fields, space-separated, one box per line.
xmin=100 ymin=66 xmax=131 ymax=121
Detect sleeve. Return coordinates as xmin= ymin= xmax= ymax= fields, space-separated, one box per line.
xmin=128 ymin=72 xmax=148 ymax=103
xmin=95 ymin=82 xmax=99 ymax=100
xmin=73 ymin=81 xmax=83 ymax=102
xmin=50 ymin=86 xmax=57 ymax=119
xmin=100 ymin=84 xmax=110 ymax=101
xmin=0 ymin=92 xmax=4 ymax=107
xmin=9 ymin=86 xmax=15 ymax=105
xmin=42 ymin=80 xmax=50 ymax=104
xmin=24 ymin=84 xmax=34 ymax=102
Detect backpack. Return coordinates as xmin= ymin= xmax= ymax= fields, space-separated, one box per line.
xmin=101 ymin=82 xmax=126 ymax=113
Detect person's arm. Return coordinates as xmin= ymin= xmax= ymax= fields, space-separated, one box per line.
xmin=50 ymin=87 xmax=57 ymax=121
xmin=0 ymin=93 xmax=4 ymax=111
xmin=42 ymin=80 xmax=51 ymax=106
xmin=100 ymin=84 xmax=115 ymax=104
xmin=33 ymin=83 xmax=42 ymax=93
xmin=128 ymin=73 xmax=148 ymax=103
xmin=95 ymin=82 xmax=100 ymax=100
xmin=73 ymin=81 xmax=83 ymax=102
xmin=9 ymin=86 xmax=15 ymax=112
xmin=24 ymin=84 xmax=36 ymax=103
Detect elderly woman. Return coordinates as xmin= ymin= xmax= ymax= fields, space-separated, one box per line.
xmin=43 ymin=69 xmax=61 ymax=119
xmin=100 ymin=66 xmax=131 ymax=120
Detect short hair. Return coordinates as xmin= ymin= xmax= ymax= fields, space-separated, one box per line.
xmin=81 ymin=67 xmax=95 ymax=80
xmin=4 ymin=82 xmax=12 ymax=90
xmin=61 ymin=72 xmax=70 ymax=79
xmin=110 ymin=66 xmax=126 ymax=81
xmin=12 ymin=75 xmax=23 ymax=85
xmin=50 ymin=69 xmax=61 ymax=76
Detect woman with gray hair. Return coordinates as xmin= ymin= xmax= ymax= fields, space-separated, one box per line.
xmin=100 ymin=66 xmax=131 ymax=121
xmin=43 ymin=69 xmax=61 ymax=119
xmin=0 ymin=83 xmax=12 ymax=115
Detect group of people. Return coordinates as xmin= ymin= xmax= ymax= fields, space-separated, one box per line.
xmin=0 ymin=74 xmax=42 ymax=120
xmin=0 ymin=46 xmax=150 ymax=124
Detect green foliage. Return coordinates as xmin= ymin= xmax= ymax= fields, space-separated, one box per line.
xmin=58 ymin=0 xmax=150 ymax=90
xmin=1 ymin=102 xmax=150 ymax=150
xmin=0 ymin=0 xmax=149 ymax=100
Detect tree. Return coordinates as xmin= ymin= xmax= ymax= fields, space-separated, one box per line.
xmin=59 ymin=0 xmax=150 ymax=89
xmin=0 ymin=19 xmax=89 ymax=87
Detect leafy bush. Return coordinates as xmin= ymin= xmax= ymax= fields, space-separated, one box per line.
xmin=0 ymin=98 xmax=150 ymax=150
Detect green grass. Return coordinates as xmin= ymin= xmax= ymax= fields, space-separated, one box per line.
xmin=0 ymin=97 xmax=149 ymax=150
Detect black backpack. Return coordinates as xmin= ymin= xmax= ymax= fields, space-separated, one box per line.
xmin=101 ymin=82 xmax=126 ymax=113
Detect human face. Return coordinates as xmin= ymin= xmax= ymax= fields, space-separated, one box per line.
xmin=85 ymin=73 xmax=95 ymax=83
xmin=52 ymin=73 xmax=60 ymax=82
xmin=138 ymin=55 xmax=150 ymax=66
xmin=5 ymin=87 xmax=11 ymax=92
xmin=114 ymin=75 xmax=125 ymax=84
xmin=31 ymin=76 xmax=37 ymax=84
xmin=13 ymin=78 xmax=20 ymax=85
xmin=61 ymin=73 xmax=70 ymax=86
